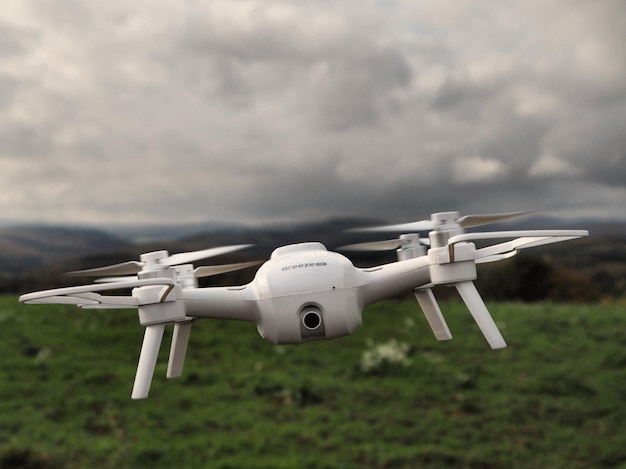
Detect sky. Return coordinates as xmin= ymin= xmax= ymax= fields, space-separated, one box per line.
xmin=0 ymin=0 xmax=624 ymax=226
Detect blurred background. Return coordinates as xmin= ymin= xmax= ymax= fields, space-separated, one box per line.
xmin=0 ymin=0 xmax=624 ymax=296
xmin=0 ymin=0 xmax=624 ymax=227
xmin=1 ymin=1 xmax=626 ymax=468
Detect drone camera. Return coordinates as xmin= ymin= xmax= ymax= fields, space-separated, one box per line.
xmin=300 ymin=305 xmax=325 ymax=339
xmin=303 ymin=310 xmax=321 ymax=329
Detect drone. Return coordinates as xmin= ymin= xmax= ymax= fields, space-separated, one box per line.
xmin=19 ymin=211 xmax=588 ymax=399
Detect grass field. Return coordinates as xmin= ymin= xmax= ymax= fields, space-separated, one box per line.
xmin=2 ymin=295 xmax=626 ymax=468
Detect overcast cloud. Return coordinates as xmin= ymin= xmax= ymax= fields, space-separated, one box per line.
xmin=0 ymin=0 xmax=624 ymax=226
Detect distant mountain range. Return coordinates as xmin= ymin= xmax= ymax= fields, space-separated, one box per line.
xmin=0 ymin=216 xmax=624 ymax=295
xmin=0 ymin=226 xmax=129 ymax=273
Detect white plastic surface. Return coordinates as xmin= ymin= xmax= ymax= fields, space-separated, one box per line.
xmin=475 ymin=234 xmax=585 ymax=260
xmin=455 ymin=281 xmax=506 ymax=349
xmin=339 ymin=239 xmax=407 ymax=251
xmin=19 ymin=278 xmax=175 ymax=306
xmin=132 ymin=324 xmax=166 ymax=399
xmin=162 ymin=245 xmax=252 ymax=267
xmin=167 ymin=321 xmax=193 ymax=379
xmin=475 ymin=250 xmax=518 ymax=264
xmin=414 ymin=289 xmax=452 ymax=341
xmin=193 ymin=260 xmax=263 ymax=278
xmin=456 ymin=211 xmax=532 ymax=228
xmin=448 ymin=230 xmax=588 ymax=251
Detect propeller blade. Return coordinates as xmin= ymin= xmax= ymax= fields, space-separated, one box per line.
xmin=167 ymin=320 xmax=193 ymax=379
xmin=350 ymin=220 xmax=435 ymax=233
xmin=454 ymin=281 xmax=506 ymax=349
xmin=68 ymin=261 xmax=145 ymax=277
xmin=19 ymin=277 xmax=175 ymax=305
xmin=457 ymin=210 xmax=532 ymax=228
xmin=193 ymin=260 xmax=263 ymax=278
xmin=339 ymin=239 xmax=408 ymax=251
xmin=414 ymin=289 xmax=452 ymax=341
xmin=350 ymin=210 xmax=532 ymax=233
xmin=447 ymin=230 xmax=589 ymax=263
xmin=94 ymin=276 xmax=138 ymax=283
xmin=474 ymin=233 xmax=585 ymax=264
xmin=476 ymin=251 xmax=518 ymax=264
xmin=23 ymin=295 xmax=101 ymax=306
xmin=95 ymin=260 xmax=262 ymax=284
xmin=162 ymin=245 xmax=253 ymax=267
xmin=132 ymin=324 xmax=166 ymax=400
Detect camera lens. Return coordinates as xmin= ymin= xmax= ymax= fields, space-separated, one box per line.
xmin=302 ymin=310 xmax=321 ymax=330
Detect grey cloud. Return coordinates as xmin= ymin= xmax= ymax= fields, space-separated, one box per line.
xmin=0 ymin=123 xmax=50 ymax=156
xmin=0 ymin=74 xmax=17 ymax=110
xmin=0 ymin=0 xmax=624 ymax=225
xmin=171 ymin=5 xmax=413 ymax=132
xmin=432 ymin=79 xmax=496 ymax=111
xmin=0 ymin=19 xmax=37 ymax=57
xmin=309 ymin=48 xmax=412 ymax=131
xmin=0 ymin=20 xmax=39 ymax=111
xmin=540 ymin=101 xmax=626 ymax=188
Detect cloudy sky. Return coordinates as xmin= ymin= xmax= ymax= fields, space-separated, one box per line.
xmin=0 ymin=0 xmax=624 ymax=226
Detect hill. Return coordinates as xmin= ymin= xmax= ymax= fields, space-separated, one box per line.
xmin=0 ymin=226 xmax=129 ymax=273
xmin=0 ymin=217 xmax=624 ymax=299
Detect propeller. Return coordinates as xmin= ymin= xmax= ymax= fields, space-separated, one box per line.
xmin=54 ymin=244 xmax=258 ymax=399
xmin=94 ymin=260 xmax=264 ymax=284
xmin=189 ymin=260 xmax=263 ymax=278
xmin=68 ymin=245 xmax=254 ymax=277
xmin=18 ymin=277 xmax=176 ymax=307
xmin=449 ymin=230 xmax=589 ymax=262
xmin=339 ymin=236 xmax=430 ymax=252
xmin=345 ymin=210 xmax=587 ymax=350
xmin=20 ymin=273 xmax=187 ymax=399
xmin=429 ymin=228 xmax=587 ymax=349
xmin=339 ymin=234 xmax=430 ymax=264
xmin=351 ymin=210 xmax=532 ymax=233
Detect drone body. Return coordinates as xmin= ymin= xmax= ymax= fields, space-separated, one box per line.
xmin=19 ymin=211 xmax=588 ymax=399
xmin=184 ymin=242 xmax=433 ymax=345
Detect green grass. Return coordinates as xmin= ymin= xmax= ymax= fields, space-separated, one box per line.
xmin=2 ymin=296 xmax=626 ymax=468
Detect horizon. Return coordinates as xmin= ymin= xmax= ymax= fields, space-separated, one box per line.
xmin=1 ymin=211 xmax=620 ymax=233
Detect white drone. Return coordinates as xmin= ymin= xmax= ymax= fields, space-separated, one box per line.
xmin=19 ymin=211 xmax=588 ymax=399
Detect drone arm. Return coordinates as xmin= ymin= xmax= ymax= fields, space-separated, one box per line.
xmin=182 ymin=285 xmax=259 ymax=322
xmin=357 ymin=255 xmax=431 ymax=307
